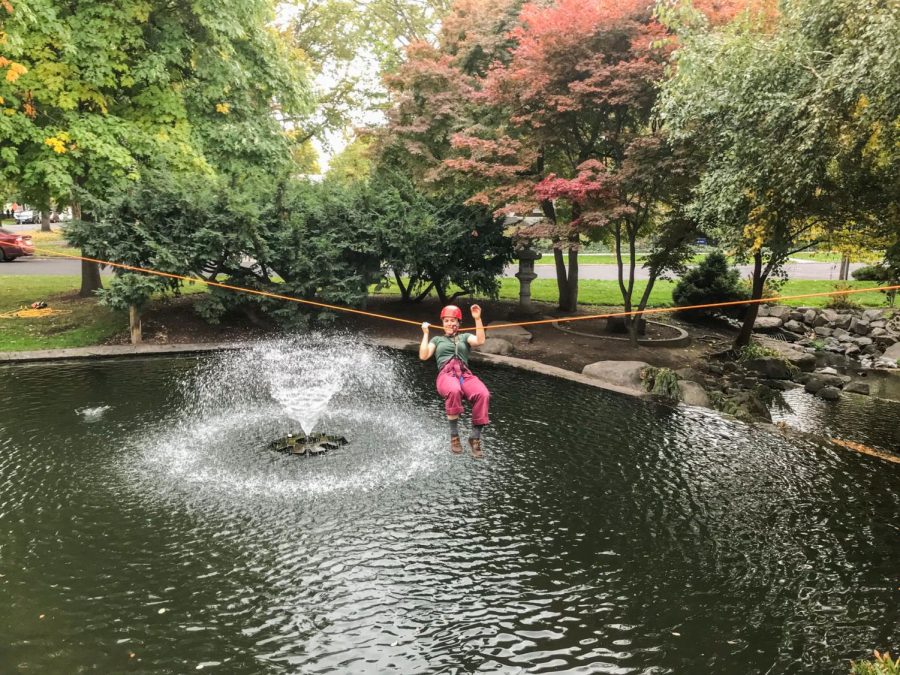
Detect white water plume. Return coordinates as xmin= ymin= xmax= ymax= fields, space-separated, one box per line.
xmin=260 ymin=337 xmax=382 ymax=436
xmin=183 ymin=334 xmax=407 ymax=438
xmin=77 ymin=405 xmax=111 ymax=422
xmin=128 ymin=337 xmax=445 ymax=501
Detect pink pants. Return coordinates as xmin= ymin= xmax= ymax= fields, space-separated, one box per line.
xmin=436 ymin=358 xmax=491 ymax=426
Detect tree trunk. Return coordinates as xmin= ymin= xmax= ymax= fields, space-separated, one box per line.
xmin=734 ymin=250 xmax=765 ymax=349
xmin=40 ymin=211 xmax=51 ymax=232
xmin=432 ymin=275 xmax=448 ymax=305
xmin=80 ymin=261 xmax=103 ymax=297
xmin=540 ymin=200 xmax=576 ymax=313
xmin=552 ymin=245 xmax=572 ymax=311
xmin=559 ymin=242 xmax=579 ymax=312
xmin=629 ymin=274 xmax=659 ymax=345
xmin=393 ymin=269 xmax=411 ymax=302
xmin=76 ymin=205 xmax=103 ymax=297
xmin=838 ymin=253 xmax=850 ymax=280
xmin=613 ymin=223 xmax=637 ymax=342
xmin=129 ymin=305 xmax=142 ymax=344
xmin=625 ymin=224 xmax=639 ymax=345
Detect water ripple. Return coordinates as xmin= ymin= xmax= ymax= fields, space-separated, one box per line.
xmin=0 ymin=346 xmax=898 ymax=673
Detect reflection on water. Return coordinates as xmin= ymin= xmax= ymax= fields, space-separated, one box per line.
xmin=772 ymin=386 xmax=900 ymax=455
xmin=0 ymin=343 xmax=898 ymax=674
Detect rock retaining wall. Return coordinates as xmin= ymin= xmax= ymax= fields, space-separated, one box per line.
xmin=754 ymin=305 xmax=899 ymax=369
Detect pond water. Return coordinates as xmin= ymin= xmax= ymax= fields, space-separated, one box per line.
xmin=1 ymin=338 xmax=898 ymax=674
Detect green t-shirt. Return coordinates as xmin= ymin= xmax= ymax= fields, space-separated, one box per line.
xmin=430 ymin=334 xmax=473 ymax=370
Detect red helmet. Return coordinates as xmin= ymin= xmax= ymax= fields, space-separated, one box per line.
xmin=440 ymin=305 xmax=463 ymax=320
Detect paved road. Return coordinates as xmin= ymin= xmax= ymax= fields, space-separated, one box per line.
xmin=512 ymin=261 xmax=862 ymax=281
xmin=0 ymin=255 xmax=863 ymax=281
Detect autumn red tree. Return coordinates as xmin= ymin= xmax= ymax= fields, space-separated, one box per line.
xmin=444 ymin=0 xmax=686 ymax=318
xmin=380 ymin=0 xmax=759 ymax=329
xmin=376 ymin=0 xmax=523 ymax=179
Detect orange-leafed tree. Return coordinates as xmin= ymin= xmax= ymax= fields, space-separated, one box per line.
xmin=444 ymin=0 xmax=696 ymax=321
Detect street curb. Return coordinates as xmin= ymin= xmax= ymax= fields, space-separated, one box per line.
xmin=552 ymin=319 xmax=691 ymax=347
xmin=0 ymin=337 xmax=650 ymax=399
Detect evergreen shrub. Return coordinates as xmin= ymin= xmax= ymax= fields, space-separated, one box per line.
xmin=672 ymin=251 xmax=748 ymax=318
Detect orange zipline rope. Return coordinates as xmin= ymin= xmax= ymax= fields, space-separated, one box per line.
xmin=28 ymin=245 xmax=900 ymax=331
xmin=22 ymin=245 xmax=900 ymax=464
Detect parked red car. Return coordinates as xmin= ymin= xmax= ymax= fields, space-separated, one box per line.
xmin=0 ymin=228 xmax=35 ymax=261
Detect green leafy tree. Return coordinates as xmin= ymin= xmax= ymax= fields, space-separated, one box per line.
xmin=326 ymin=136 xmax=373 ymax=184
xmin=0 ymin=0 xmax=309 ymax=296
xmin=370 ymin=169 xmax=513 ymax=304
xmin=285 ymin=0 xmax=454 ymax=148
xmin=659 ymin=0 xmax=899 ymax=347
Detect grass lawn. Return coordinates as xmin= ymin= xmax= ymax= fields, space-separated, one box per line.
xmin=2 ymin=273 xmax=891 ymax=353
xmin=0 ymin=275 xmax=126 ymax=351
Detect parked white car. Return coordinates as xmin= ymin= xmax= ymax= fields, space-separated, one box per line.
xmin=13 ymin=209 xmax=35 ymax=224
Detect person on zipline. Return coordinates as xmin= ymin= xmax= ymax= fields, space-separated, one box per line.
xmin=419 ymin=304 xmax=491 ymax=458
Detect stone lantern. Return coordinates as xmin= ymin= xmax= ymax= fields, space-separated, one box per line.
xmin=514 ymin=243 xmax=542 ymax=317
xmin=503 ymin=209 xmax=546 ymax=318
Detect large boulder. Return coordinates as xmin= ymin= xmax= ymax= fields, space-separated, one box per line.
xmin=768 ymin=305 xmax=791 ymax=319
xmin=485 ymin=322 xmax=533 ymax=347
xmin=833 ymin=313 xmax=853 ymax=329
xmin=581 ymin=360 xmax=650 ymax=392
xmin=843 ymin=381 xmax=870 ymax=395
xmin=678 ymin=380 xmax=711 ymax=407
xmin=478 ymin=337 xmax=513 ymax=356
xmin=882 ymin=342 xmax=900 ymax=362
xmin=804 ymin=377 xmax=827 ymax=394
xmin=755 ymin=336 xmax=816 ymax=371
xmin=803 ymin=309 xmax=818 ymax=325
xmin=821 ymin=309 xmax=840 ymax=324
xmin=863 ymin=309 xmax=884 ymax=322
xmin=744 ymin=357 xmax=794 ymax=380
xmin=754 ymin=316 xmax=783 ymax=332
xmin=849 ymin=317 xmax=870 ymax=335
xmin=817 ymin=386 xmax=842 ymax=401
xmin=805 ymin=372 xmax=846 ymax=393
xmin=783 ymin=319 xmax=805 ymax=334
xmin=785 ymin=351 xmax=816 ymax=372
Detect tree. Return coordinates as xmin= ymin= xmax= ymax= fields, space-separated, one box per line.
xmin=672 ymin=250 xmax=748 ymax=317
xmin=369 ymin=170 xmax=513 ymax=304
xmin=326 ymin=136 xmax=373 ymax=184
xmin=284 ymin=0 xmax=455 ymax=148
xmin=66 ymin=167 xmax=386 ymax=329
xmin=658 ymin=0 xmax=899 ymax=348
xmin=0 ymin=0 xmax=309 ymax=296
xmin=444 ymin=0 xmax=689 ymax=318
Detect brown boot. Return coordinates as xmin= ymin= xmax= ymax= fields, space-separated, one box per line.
xmin=468 ymin=437 xmax=483 ymax=459
xmin=450 ymin=436 xmax=463 ymax=454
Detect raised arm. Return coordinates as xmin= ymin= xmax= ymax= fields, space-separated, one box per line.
xmin=419 ymin=322 xmax=436 ymax=360
xmin=468 ymin=304 xmax=485 ymax=347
